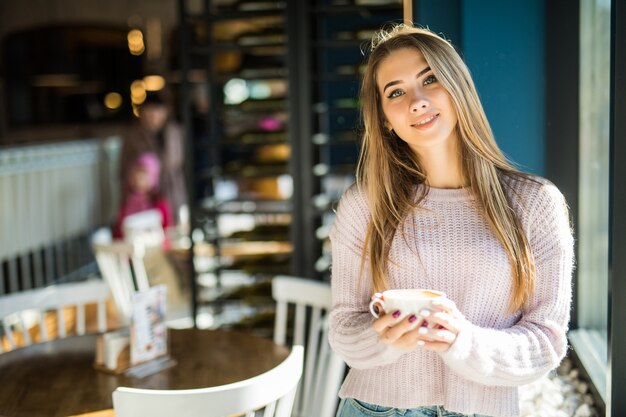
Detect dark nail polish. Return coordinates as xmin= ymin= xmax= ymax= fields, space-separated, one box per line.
xmin=392 ymin=310 xmax=401 ymax=318
xmin=408 ymin=314 xmax=417 ymax=323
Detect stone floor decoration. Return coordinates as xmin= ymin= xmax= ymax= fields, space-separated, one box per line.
xmin=519 ymin=358 xmax=600 ymax=417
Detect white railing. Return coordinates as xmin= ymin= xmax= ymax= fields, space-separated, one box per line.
xmin=0 ymin=138 xmax=121 ymax=294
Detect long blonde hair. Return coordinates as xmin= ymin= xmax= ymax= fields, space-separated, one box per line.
xmin=357 ymin=24 xmax=535 ymax=313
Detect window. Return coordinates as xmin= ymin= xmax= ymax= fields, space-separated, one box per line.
xmin=568 ymin=0 xmax=611 ymax=401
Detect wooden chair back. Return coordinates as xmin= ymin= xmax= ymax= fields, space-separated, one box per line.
xmin=92 ymin=241 xmax=149 ymax=324
xmin=113 ymin=345 xmax=304 ymax=417
xmin=272 ymin=275 xmax=346 ymax=417
xmin=0 ymin=279 xmax=109 ymax=352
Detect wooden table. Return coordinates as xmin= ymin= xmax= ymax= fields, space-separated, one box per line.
xmin=0 ymin=328 xmax=289 ymax=417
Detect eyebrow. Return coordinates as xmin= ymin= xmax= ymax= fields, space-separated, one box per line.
xmin=382 ymin=66 xmax=432 ymax=93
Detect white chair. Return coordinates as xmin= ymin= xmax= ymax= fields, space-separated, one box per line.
xmin=92 ymin=241 xmax=150 ymax=324
xmin=0 ymin=279 xmax=110 ymax=353
xmin=122 ymin=209 xmax=165 ymax=248
xmin=113 ymin=345 xmax=304 ymax=417
xmin=272 ymin=275 xmax=346 ymax=417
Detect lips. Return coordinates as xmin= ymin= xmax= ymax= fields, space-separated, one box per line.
xmin=411 ymin=113 xmax=439 ymax=129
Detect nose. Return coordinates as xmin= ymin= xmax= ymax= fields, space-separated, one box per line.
xmin=410 ymin=94 xmax=429 ymax=113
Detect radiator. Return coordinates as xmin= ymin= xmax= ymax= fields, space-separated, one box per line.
xmin=0 ymin=138 xmax=120 ymax=294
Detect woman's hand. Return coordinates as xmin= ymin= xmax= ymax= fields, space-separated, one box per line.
xmin=371 ymin=295 xmax=469 ymax=353
xmin=415 ymin=297 xmax=469 ymax=352
xmin=371 ymin=308 xmax=427 ymax=351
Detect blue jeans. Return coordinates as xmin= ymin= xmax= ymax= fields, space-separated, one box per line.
xmin=336 ymin=398 xmax=493 ymax=417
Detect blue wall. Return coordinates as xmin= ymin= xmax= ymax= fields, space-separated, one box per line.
xmin=416 ymin=0 xmax=545 ymax=174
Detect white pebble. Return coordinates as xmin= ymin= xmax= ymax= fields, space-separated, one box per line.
xmin=518 ymin=361 xmax=599 ymax=417
xmin=543 ymin=391 xmax=565 ymax=407
xmin=561 ymin=395 xmax=582 ymax=414
xmin=583 ymin=394 xmax=594 ymax=406
xmin=559 ymin=359 xmax=573 ymax=374
xmin=576 ymin=382 xmax=589 ymax=395
xmin=574 ymin=403 xmax=595 ymax=417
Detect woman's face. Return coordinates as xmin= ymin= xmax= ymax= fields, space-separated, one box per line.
xmin=376 ymin=47 xmax=458 ymax=155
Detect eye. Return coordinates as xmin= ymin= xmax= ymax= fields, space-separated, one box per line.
xmin=386 ymin=89 xmax=405 ymax=99
xmin=423 ymin=74 xmax=437 ymax=86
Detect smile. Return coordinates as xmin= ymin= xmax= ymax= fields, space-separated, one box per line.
xmin=412 ymin=113 xmax=439 ymax=128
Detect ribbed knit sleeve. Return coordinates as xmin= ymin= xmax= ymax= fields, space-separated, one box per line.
xmin=439 ymin=180 xmax=574 ymax=386
xmin=328 ymin=185 xmax=406 ymax=369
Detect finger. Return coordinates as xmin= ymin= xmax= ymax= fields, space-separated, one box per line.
xmin=424 ymin=311 xmax=461 ymax=334
xmin=416 ymin=326 xmax=456 ymax=343
xmin=431 ymin=299 xmax=466 ymax=322
xmin=371 ymin=310 xmax=402 ymax=333
xmin=392 ymin=325 xmax=425 ymax=349
xmin=380 ymin=323 xmax=428 ymax=350
xmin=419 ymin=340 xmax=452 ymax=352
xmin=384 ymin=314 xmax=423 ymax=342
xmin=417 ymin=308 xmax=436 ymax=329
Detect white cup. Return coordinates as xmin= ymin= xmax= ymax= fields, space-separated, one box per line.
xmin=369 ymin=289 xmax=447 ymax=320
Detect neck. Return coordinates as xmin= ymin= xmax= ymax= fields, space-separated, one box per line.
xmin=414 ymin=138 xmax=466 ymax=189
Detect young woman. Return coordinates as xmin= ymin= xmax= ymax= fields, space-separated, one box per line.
xmin=328 ymin=24 xmax=574 ymax=417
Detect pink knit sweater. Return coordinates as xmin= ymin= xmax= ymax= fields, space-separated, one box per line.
xmin=328 ymin=176 xmax=574 ymax=417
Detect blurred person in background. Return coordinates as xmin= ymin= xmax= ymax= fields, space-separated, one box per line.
xmin=113 ymin=152 xmax=172 ymax=240
xmin=120 ymin=92 xmax=187 ymax=227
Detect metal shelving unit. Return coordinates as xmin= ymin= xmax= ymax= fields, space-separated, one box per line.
xmin=306 ymin=0 xmax=404 ymax=281
xmin=178 ymin=0 xmax=404 ymax=326
xmin=178 ymin=0 xmax=303 ymax=332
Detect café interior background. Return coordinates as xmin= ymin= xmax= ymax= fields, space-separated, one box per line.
xmin=1 ymin=0 xmax=625 ymax=414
